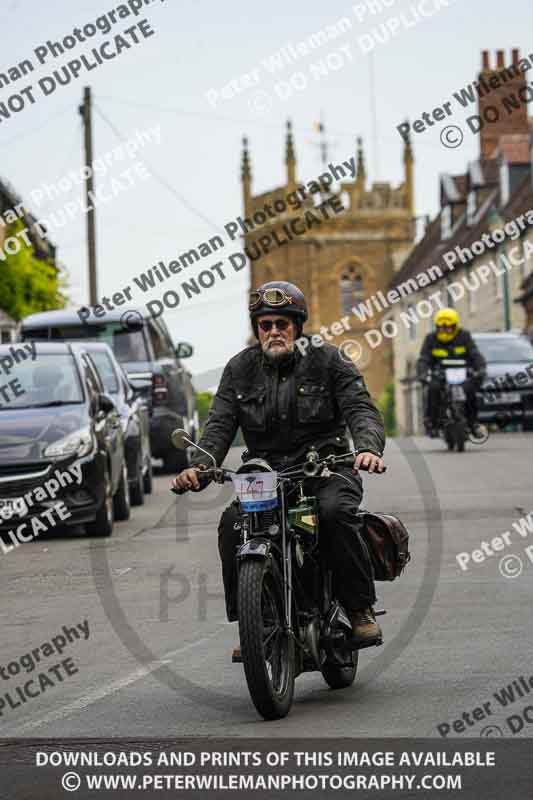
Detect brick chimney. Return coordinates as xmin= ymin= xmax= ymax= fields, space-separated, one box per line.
xmin=478 ymin=49 xmax=529 ymax=160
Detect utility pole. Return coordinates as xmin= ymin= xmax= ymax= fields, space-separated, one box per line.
xmin=79 ymin=86 xmax=98 ymax=305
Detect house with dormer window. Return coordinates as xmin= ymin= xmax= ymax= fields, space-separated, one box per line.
xmin=389 ymin=49 xmax=533 ymax=434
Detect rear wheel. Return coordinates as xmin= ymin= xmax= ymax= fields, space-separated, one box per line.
xmin=238 ymin=559 xmax=295 ymax=720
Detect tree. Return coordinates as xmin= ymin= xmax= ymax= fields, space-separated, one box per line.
xmin=0 ymin=219 xmax=67 ymax=320
xmin=196 ymin=391 xmax=214 ymax=434
xmin=377 ymin=380 xmax=397 ymax=437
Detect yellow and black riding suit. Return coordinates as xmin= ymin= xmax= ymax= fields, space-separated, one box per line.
xmin=416 ymin=329 xmax=486 ymax=430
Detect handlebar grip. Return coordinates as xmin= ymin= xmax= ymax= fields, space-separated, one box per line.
xmin=170 ymin=469 xmax=212 ymax=495
xmin=335 ymin=455 xmax=387 ymax=473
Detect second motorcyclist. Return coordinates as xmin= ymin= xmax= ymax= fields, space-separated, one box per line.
xmin=417 ymin=308 xmax=486 ymax=438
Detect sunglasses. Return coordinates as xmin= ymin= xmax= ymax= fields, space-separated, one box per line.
xmin=258 ymin=318 xmax=291 ymax=332
xmin=249 ymin=287 xmax=295 ymax=310
xmin=437 ymin=324 xmax=456 ymax=333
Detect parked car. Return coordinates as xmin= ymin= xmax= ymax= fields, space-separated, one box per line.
xmin=76 ymin=342 xmax=153 ymax=504
xmin=473 ymin=332 xmax=533 ymax=431
xmin=20 ymin=309 xmax=197 ymax=472
xmin=0 ymin=342 xmax=129 ymax=538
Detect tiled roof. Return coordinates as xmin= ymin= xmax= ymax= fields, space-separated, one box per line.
xmin=391 ymin=166 xmax=533 ymax=291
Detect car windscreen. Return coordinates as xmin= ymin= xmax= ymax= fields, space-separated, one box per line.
xmin=87 ymin=350 xmax=119 ymax=394
xmin=0 ymin=353 xmax=84 ymax=409
xmin=23 ymin=323 xmax=149 ymax=363
xmin=475 ymin=336 xmax=533 ymax=363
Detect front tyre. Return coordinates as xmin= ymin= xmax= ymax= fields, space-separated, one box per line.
xmin=238 ymin=559 xmax=295 ymax=720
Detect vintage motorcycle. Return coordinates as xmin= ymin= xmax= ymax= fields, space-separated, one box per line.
xmin=170 ymin=430 xmax=392 ymax=720
xmin=430 ymin=359 xmax=488 ymax=452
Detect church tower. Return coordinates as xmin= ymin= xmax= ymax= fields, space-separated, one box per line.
xmin=240 ymin=122 xmax=415 ymax=400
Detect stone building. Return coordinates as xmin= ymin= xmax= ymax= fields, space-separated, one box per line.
xmin=388 ymin=49 xmax=533 ymax=434
xmin=241 ymin=122 xmax=415 ymax=400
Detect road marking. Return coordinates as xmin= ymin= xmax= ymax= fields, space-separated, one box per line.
xmin=4 ymin=633 xmax=220 ymax=735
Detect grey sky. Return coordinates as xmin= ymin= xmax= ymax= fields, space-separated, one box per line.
xmin=1 ymin=0 xmax=531 ymax=374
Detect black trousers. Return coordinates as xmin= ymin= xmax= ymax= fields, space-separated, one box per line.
xmin=425 ymin=378 xmax=479 ymax=428
xmin=217 ymin=466 xmax=376 ymax=621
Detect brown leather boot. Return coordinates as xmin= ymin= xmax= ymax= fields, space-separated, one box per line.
xmin=349 ymin=608 xmax=382 ymax=643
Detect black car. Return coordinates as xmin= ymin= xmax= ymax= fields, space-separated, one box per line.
xmin=0 ymin=342 xmax=130 ymax=538
xmin=20 ymin=309 xmax=197 ymax=472
xmin=474 ymin=332 xmax=533 ymax=431
xmin=78 ymin=341 xmax=153 ymax=504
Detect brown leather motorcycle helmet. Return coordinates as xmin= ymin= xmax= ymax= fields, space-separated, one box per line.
xmin=249 ymin=280 xmax=308 ymax=337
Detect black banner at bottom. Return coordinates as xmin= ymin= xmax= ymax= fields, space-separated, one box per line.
xmin=0 ymin=738 xmax=531 ymax=799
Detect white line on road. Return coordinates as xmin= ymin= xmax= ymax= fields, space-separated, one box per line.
xmin=4 ymin=632 xmax=221 ymax=735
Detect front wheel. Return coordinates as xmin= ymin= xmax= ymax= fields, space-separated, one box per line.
xmin=238 ymin=559 xmax=295 ymax=720
xmin=86 ymin=468 xmax=114 ymax=537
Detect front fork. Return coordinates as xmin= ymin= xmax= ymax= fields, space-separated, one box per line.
xmin=280 ymin=487 xmax=293 ymax=637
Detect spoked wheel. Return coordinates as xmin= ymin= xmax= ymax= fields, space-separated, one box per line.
xmin=238 ymin=559 xmax=295 ymax=720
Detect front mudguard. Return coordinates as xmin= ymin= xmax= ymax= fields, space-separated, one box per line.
xmin=237 ymin=538 xmax=272 ymax=560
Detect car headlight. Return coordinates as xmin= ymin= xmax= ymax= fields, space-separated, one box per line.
xmin=44 ymin=427 xmax=95 ymax=459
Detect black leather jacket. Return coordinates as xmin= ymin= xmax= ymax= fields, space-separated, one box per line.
xmin=191 ymin=338 xmax=385 ymax=470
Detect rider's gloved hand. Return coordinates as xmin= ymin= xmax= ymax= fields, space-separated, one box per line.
xmin=354 ymin=452 xmax=386 ymax=474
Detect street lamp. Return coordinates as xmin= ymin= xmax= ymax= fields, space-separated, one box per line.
xmin=487 ymin=207 xmax=511 ymax=331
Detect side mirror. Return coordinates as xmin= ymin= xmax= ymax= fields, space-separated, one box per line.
xmin=98 ymin=393 xmax=116 ymax=415
xmin=171 ymin=428 xmax=188 ymax=450
xmin=175 ymin=342 xmax=193 ymax=359
xmin=129 ymin=377 xmax=152 ymax=397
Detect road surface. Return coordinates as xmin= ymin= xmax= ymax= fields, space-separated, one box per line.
xmin=1 ymin=434 xmax=532 ymax=738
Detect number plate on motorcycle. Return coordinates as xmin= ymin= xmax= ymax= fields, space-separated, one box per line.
xmin=485 ymin=391 xmax=520 ymax=404
xmin=231 ymin=472 xmax=278 ymax=511
xmin=445 ymin=367 xmax=467 ymax=384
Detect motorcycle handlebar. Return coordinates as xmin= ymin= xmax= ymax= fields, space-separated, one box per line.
xmin=171 ymin=454 xmax=387 ymax=495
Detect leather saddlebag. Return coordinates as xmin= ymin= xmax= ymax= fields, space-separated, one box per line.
xmin=358 ymin=511 xmax=411 ymax=581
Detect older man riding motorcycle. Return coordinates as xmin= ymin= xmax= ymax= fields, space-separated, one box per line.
xmin=172 ymin=281 xmax=386 ymax=655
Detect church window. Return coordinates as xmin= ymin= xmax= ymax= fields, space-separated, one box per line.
xmin=340 ymin=266 xmax=364 ymax=314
